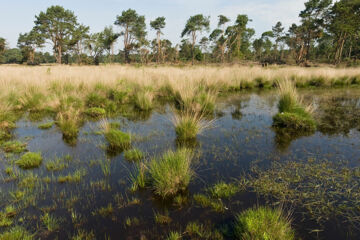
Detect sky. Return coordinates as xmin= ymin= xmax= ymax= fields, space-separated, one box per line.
xmin=0 ymin=0 xmax=307 ymax=50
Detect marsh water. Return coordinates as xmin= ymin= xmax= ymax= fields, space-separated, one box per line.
xmin=1 ymin=88 xmax=360 ymax=239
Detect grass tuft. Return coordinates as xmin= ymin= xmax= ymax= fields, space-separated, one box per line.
xmin=166 ymin=231 xmax=182 ymax=240
xmin=209 ymin=182 xmax=239 ymax=199
xmin=15 ymin=152 xmax=42 ymax=169
xmin=273 ymin=79 xmax=316 ymax=131
xmin=85 ymin=107 xmax=106 ymax=118
xmin=2 ymin=141 xmax=27 ymax=153
xmin=134 ymin=89 xmax=154 ymax=111
xmin=124 ymin=148 xmax=144 ymax=162
xmin=38 ymin=122 xmax=54 ymax=130
xmin=104 ymin=128 xmax=131 ymax=150
xmin=172 ymin=110 xmax=214 ymax=141
xmin=149 ymin=149 xmax=193 ymax=198
xmin=0 ymin=226 xmax=33 ymax=240
xmin=234 ymin=206 xmax=295 ymax=240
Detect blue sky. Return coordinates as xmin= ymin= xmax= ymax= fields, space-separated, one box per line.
xmin=0 ymin=0 xmax=306 ymax=50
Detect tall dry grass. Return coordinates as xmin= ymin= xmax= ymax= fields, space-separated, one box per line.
xmin=0 ymin=65 xmax=359 ymax=112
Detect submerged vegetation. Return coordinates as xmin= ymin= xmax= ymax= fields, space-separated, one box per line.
xmin=244 ymin=159 xmax=360 ymax=227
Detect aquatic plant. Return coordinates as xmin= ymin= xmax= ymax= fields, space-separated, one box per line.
xmin=104 ymin=128 xmax=131 ymax=150
xmin=133 ymin=89 xmax=154 ymax=111
xmin=71 ymin=230 xmax=95 ymax=240
xmin=86 ymin=92 xmax=107 ymax=108
xmin=195 ymin=90 xmax=217 ymax=114
xmin=244 ymin=159 xmax=360 ymax=226
xmin=0 ymin=206 xmax=16 ymax=227
xmin=92 ymin=203 xmax=114 ymax=217
xmin=15 ymin=152 xmax=42 ymax=169
xmin=38 ymin=122 xmax=54 ymax=130
xmin=58 ymin=169 xmax=86 ymax=183
xmin=149 ymin=149 xmax=193 ymax=197
xmin=273 ymin=79 xmax=316 ymax=131
xmin=234 ymin=206 xmax=295 ymax=240
xmin=85 ymin=107 xmax=106 ymax=117
xmin=46 ymin=157 xmax=68 ymax=171
xmin=129 ymin=162 xmax=147 ymax=191
xmin=2 ymin=141 xmax=27 ymax=153
xmin=41 ymin=213 xmax=60 ymax=232
xmin=124 ymin=216 xmax=140 ymax=228
xmin=124 ymin=148 xmax=144 ymax=162
xmin=154 ymin=211 xmax=172 ymax=224
xmin=166 ymin=231 xmax=182 ymax=240
xmin=209 ymin=182 xmax=239 ymax=199
xmin=57 ymin=108 xmax=81 ymax=140
xmin=0 ymin=226 xmax=34 ymax=240
xmin=172 ymin=110 xmax=214 ymax=141
xmin=193 ymin=193 xmax=225 ymax=213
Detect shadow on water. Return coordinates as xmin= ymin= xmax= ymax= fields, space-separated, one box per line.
xmin=1 ymin=89 xmax=360 ymax=239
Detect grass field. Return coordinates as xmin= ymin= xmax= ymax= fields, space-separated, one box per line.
xmin=1 ymin=64 xmax=359 ymax=113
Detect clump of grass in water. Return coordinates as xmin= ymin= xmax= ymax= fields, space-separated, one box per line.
xmin=92 ymin=203 xmax=114 ymax=217
xmin=133 ymin=89 xmax=154 ymax=111
xmin=154 ymin=210 xmax=172 ymax=224
xmin=15 ymin=152 xmax=42 ymax=169
xmin=234 ymin=206 xmax=295 ymax=240
xmin=172 ymin=110 xmax=214 ymax=141
xmin=185 ymin=221 xmax=223 ymax=239
xmin=58 ymin=169 xmax=86 ymax=183
xmin=101 ymin=119 xmax=131 ymax=150
xmin=2 ymin=141 xmax=27 ymax=153
xmin=41 ymin=213 xmax=60 ymax=232
xmin=166 ymin=231 xmax=182 ymax=240
xmin=57 ymin=107 xmax=81 ymax=140
xmin=209 ymin=181 xmax=239 ymax=199
xmin=195 ymin=90 xmax=217 ymax=114
xmin=46 ymin=157 xmax=68 ymax=171
xmin=0 ymin=226 xmax=34 ymax=240
xmin=85 ymin=107 xmax=106 ymax=118
xmin=193 ymin=193 xmax=225 ymax=212
xmin=273 ymin=79 xmax=316 ymax=132
xmin=0 ymin=205 xmax=17 ymax=227
xmin=38 ymin=122 xmax=54 ymax=130
xmin=124 ymin=148 xmax=144 ymax=162
xmin=129 ymin=162 xmax=147 ymax=191
xmin=149 ymin=149 xmax=193 ymax=198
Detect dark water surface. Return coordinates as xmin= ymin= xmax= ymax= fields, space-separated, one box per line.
xmin=1 ymin=89 xmax=360 ymax=239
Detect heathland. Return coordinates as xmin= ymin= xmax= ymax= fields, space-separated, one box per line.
xmin=0 ymin=64 xmax=360 ymax=239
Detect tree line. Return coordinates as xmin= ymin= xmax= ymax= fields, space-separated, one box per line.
xmin=0 ymin=0 xmax=359 ymax=66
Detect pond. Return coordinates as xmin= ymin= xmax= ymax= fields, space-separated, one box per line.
xmin=1 ymin=88 xmax=360 ymax=239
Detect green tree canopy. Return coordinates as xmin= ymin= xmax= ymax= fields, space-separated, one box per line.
xmin=115 ymin=9 xmax=147 ymax=63
xmin=181 ymin=14 xmax=210 ymax=64
xmin=34 ymin=5 xmax=79 ymax=64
